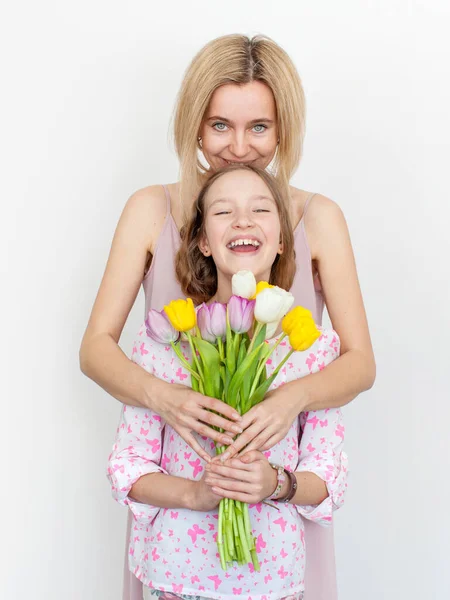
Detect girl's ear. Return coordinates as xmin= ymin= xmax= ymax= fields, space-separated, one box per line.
xmin=199 ymin=236 xmax=211 ymax=257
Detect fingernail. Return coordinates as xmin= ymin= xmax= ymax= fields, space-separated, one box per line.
xmin=232 ymin=425 xmax=243 ymax=434
xmin=222 ymin=437 xmax=233 ymax=445
xmin=232 ymin=413 xmax=241 ymax=420
xmin=221 ymin=452 xmax=230 ymax=462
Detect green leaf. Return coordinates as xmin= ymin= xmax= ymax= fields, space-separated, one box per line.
xmin=194 ymin=337 xmax=221 ymax=398
xmin=226 ymin=343 xmax=264 ymax=411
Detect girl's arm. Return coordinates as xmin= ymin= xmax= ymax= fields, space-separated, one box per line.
xmin=225 ymin=196 xmax=375 ymax=458
xmin=284 ymin=407 xmax=348 ymax=526
xmin=80 ymin=186 xmax=241 ymax=461
xmin=107 ymin=404 xmax=220 ymax=518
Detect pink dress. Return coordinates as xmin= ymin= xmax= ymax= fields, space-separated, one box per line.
xmin=110 ymin=326 xmax=347 ymax=599
xmin=122 ymin=186 xmax=338 ymax=600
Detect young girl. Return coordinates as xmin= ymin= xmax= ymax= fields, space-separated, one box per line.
xmin=107 ymin=166 xmax=348 ymax=600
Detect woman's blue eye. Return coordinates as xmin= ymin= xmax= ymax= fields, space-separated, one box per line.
xmin=212 ymin=122 xmax=228 ymax=131
xmin=252 ymin=124 xmax=267 ymax=133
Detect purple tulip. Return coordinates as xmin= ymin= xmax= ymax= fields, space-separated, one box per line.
xmin=197 ymin=302 xmax=227 ymax=343
xmin=145 ymin=309 xmax=180 ymax=344
xmin=227 ymin=295 xmax=255 ymax=334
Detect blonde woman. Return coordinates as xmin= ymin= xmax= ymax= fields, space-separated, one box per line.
xmin=80 ymin=34 xmax=375 ymax=600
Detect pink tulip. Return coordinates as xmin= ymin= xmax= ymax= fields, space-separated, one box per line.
xmin=145 ymin=309 xmax=180 ymax=344
xmin=197 ymin=302 xmax=227 ymax=343
xmin=228 ymin=295 xmax=255 ymax=334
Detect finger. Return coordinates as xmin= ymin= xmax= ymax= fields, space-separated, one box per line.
xmin=237 ymin=429 xmax=273 ymax=456
xmin=197 ymin=409 xmax=243 ymax=435
xmin=181 ymin=431 xmax=212 ymax=463
xmin=207 ymin=477 xmax=254 ymax=493
xmin=206 ymin=462 xmax=255 ymax=480
xmin=208 ymin=457 xmax=255 ymax=471
xmin=200 ymin=395 xmax=242 ymax=423
xmin=189 ymin=420 xmax=234 ymax=446
xmin=235 ymin=450 xmax=264 ymax=464
xmin=210 ymin=486 xmax=254 ymax=503
xmin=221 ymin=423 xmax=265 ymax=460
xmin=259 ymin=433 xmax=283 ymax=452
xmin=204 ymin=473 xmax=245 ymax=487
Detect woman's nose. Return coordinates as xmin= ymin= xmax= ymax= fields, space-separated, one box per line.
xmin=229 ymin=132 xmax=250 ymax=159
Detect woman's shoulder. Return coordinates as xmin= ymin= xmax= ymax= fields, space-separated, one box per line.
xmin=124 ymin=183 xmax=178 ymax=254
xmin=290 ymin=185 xmax=348 ymax=257
xmin=289 ymin=185 xmax=343 ymax=219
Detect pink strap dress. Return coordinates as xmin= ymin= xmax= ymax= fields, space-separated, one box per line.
xmin=122 ymin=186 xmax=337 ymax=600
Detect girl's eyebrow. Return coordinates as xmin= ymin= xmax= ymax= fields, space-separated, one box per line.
xmin=208 ymin=195 xmax=275 ymax=208
xmin=205 ymin=116 xmax=274 ymax=125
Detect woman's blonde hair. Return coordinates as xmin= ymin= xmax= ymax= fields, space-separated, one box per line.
xmin=173 ymin=34 xmax=305 ymax=211
xmin=175 ymin=164 xmax=296 ymax=305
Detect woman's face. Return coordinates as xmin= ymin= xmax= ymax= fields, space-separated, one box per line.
xmin=200 ymin=169 xmax=282 ymax=286
xmin=199 ymin=81 xmax=278 ymax=172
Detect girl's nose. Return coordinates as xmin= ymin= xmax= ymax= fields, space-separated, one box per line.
xmin=233 ymin=211 xmax=253 ymax=228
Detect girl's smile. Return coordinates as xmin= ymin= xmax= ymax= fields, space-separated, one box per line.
xmin=199 ymin=169 xmax=282 ymax=299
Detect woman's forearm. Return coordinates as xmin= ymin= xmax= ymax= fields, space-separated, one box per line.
xmin=129 ymin=473 xmax=197 ymax=509
xmin=79 ymin=332 xmax=163 ymax=409
xmin=291 ymin=348 xmax=376 ymax=412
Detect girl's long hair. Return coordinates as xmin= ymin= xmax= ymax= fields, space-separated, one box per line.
xmin=175 ymin=165 xmax=296 ymax=305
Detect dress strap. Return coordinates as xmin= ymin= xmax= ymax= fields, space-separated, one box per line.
xmin=162 ymin=184 xmax=171 ymax=213
xmin=302 ymin=192 xmax=317 ymax=219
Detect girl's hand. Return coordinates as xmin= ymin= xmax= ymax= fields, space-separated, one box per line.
xmin=190 ymin=471 xmax=222 ymax=512
xmin=204 ymin=451 xmax=277 ymax=504
xmin=219 ymin=384 xmax=300 ymax=461
xmin=154 ymin=381 xmax=243 ymax=463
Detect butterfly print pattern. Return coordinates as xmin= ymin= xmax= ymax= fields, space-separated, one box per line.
xmin=107 ymin=325 xmax=348 ymax=599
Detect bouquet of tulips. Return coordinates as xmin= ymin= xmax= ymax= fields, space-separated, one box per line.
xmin=145 ymin=270 xmax=322 ymax=571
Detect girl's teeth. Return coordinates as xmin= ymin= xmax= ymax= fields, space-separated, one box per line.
xmin=228 ymin=239 xmax=260 ymax=248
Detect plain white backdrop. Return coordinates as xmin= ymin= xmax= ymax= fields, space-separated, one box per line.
xmin=2 ymin=1 xmax=449 ymax=599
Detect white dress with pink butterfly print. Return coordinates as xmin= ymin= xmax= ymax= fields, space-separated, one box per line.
xmin=107 ymin=325 xmax=348 ymax=600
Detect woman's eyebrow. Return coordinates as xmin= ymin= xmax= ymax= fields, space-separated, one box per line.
xmin=205 ymin=116 xmax=274 ymax=125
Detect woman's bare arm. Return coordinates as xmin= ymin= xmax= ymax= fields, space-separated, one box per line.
xmin=223 ymin=195 xmax=375 ymax=459
xmin=79 ymin=186 xmax=241 ymax=460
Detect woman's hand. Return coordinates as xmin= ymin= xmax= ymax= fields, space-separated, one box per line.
xmin=220 ymin=384 xmax=301 ymax=461
xmin=152 ymin=381 xmax=243 ymax=463
xmin=204 ymin=451 xmax=277 ymax=504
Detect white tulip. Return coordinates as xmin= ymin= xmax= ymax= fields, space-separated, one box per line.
xmin=254 ymin=287 xmax=294 ymax=324
xmin=231 ymin=270 xmax=257 ymax=299
xmin=265 ymin=320 xmax=280 ymax=339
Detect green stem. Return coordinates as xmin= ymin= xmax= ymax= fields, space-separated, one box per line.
xmin=217 ymin=336 xmax=224 ymax=362
xmin=186 ymin=332 xmax=204 ymax=381
xmin=170 ymin=342 xmax=200 ymax=381
xmin=249 ymin=342 xmax=294 ymax=398
xmin=247 ymin=322 xmax=263 ymax=356
xmin=248 ymin=334 xmax=288 ymax=399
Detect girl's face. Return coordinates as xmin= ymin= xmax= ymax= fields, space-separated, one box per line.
xmin=199 ymin=81 xmax=278 ymax=172
xmin=200 ymin=170 xmax=282 ymax=289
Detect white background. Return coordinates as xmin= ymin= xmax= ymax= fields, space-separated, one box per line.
xmin=2 ymin=1 xmax=449 ymax=599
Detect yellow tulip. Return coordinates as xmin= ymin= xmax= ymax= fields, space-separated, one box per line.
xmin=251 ymin=281 xmax=274 ymax=299
xmin=289 ymin=321 xmax=321 ymax=352
xmin=282 ymin=306 xmax=313 ymax=335
xmin=164 ymin=298 xmax=196 ymax=332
